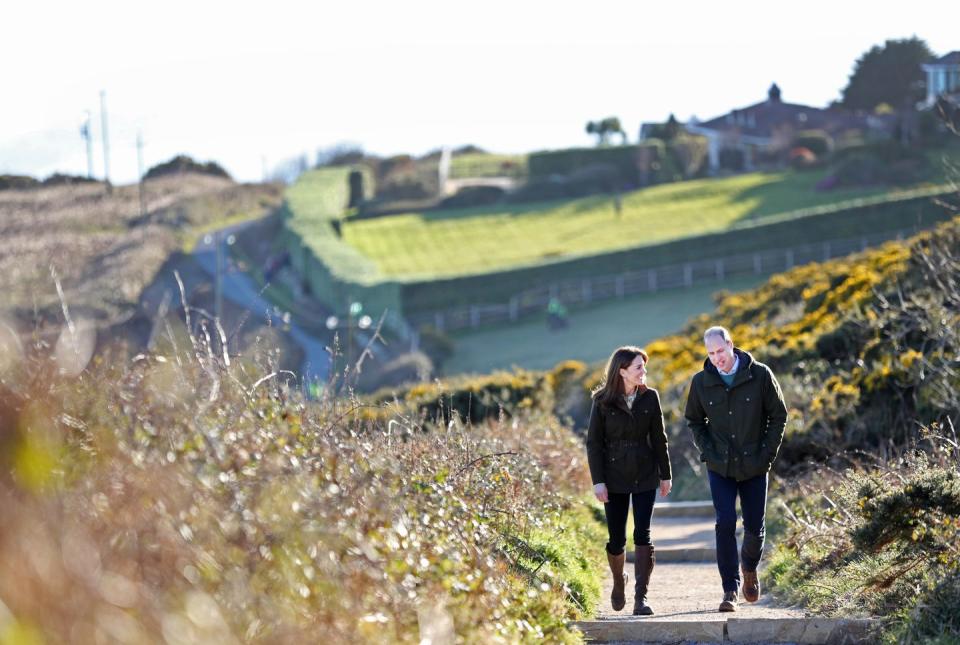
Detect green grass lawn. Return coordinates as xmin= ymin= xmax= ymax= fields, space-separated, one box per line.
xmin=341 ymin=162 xmax=955 ymax=280
xmin=442 ymin=275 xmax=765 ymax=376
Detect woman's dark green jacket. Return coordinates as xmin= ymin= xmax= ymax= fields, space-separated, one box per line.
xmin=586 ymin=388 xmax=672 ymax=493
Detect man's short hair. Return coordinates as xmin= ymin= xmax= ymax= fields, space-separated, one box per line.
xmin=704 ymin=326 xmax=732 ymax=344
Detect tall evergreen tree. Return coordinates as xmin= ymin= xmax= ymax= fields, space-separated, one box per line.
xmin=840 ymin=37 xmax=934 ymax=111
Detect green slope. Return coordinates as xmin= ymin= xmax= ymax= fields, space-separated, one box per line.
xmin=340 ymin=161 xmax=956 ymax=280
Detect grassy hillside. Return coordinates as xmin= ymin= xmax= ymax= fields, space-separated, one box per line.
xmin=340 ymin=162 xmax=957 ymax=279
xmin=0 ymin=175 xmax=282 ymax=325
xmin=279 ymin=152 xmax=955 ymax=322
xmin=443 ymin=275 xmax=765 ymax=375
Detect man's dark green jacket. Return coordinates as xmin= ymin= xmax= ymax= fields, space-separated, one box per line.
xmin=586 ymin=388 xmax=672 ymax=493
xmin=684 ymin=348 xmax=787 ymax=481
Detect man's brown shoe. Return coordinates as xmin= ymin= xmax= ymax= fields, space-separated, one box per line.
xmin=742 ymin=568 xmax=760 ymax=603
xmin=719 ymin=590 xmax=738 ymax=612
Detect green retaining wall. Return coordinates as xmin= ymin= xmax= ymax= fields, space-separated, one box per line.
xmin=278 ymin=168 xmax=402 ymax=318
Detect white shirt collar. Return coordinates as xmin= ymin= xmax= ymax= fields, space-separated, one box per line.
xmin=718 ymin=354 xmax=740 ymax=376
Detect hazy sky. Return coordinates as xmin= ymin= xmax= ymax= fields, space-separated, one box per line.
xmin=2 ymin=1 xmax=956 ymax=184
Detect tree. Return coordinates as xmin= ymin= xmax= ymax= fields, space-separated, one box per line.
xmin=315 ymin=143 xmax=364 ymax=168
xmin=348 ymin=170 xmax=364 ymax=208
xmin=840 ymin=37 xmax=934 ymax=111
xmin=645 ymin=114 xmax=683 ymax=141
xmin=585 ymin=117 xmax=627 ymax=146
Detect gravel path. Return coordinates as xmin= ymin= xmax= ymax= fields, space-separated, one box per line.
xmin=597 ymin=562 xmax=806 ymax=621
xmin=576 ymin=504 xmax=871 ymax=643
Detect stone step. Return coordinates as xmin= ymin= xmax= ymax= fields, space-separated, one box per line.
xmin=573 ymin=617 xmax=725 ymax=643
xmin=571 ymin=616 xmax=877 ymax=644
xmin=621 ymin=516 xmax=740 ymax=563
xmin=653 ymin=500 xmax=716 ymax=518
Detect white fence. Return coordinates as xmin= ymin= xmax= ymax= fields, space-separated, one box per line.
xmin=406 ymin=228 xmax=915 ymax=333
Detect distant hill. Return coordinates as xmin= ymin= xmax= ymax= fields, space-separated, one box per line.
xmin=0 ymin=173 xmax=280 ymax=327
xmin=0 ymin=173 xmax=100 ymax=191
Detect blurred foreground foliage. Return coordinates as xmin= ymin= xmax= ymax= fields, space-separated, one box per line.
xmin=0 ymin=312 xmax=603 ymax=643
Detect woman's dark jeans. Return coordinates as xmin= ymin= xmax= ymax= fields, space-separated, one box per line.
xmin=603 ymin=489 xmax=657 ymax=555
xmin=708 ymin=470 xmax=768 ymax=593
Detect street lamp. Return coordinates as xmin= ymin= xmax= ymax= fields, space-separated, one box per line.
xmin=204 ymin=231 xmax=237 ymax=322
xmin=324 ymin=302 xmax=372 ymax=366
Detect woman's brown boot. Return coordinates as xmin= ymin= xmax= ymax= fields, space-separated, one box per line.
xmin=632 ymin=544 xmax=655 ymax=616
xmin=607 ymin=551 xmax=628 ymax=611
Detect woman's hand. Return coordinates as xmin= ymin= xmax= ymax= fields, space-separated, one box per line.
xmin=659 ymin=479 xmax=672 ymax=497
xmin=593 ymin=483 xmax=609 ymax=503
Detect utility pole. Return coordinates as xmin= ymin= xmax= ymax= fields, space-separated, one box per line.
xmin=136 ymin=131 xmax=145 ymax=217
xmin=214 ymin=232 xmax=235 ymax=323
xmin=438 ymin=146 xmax=451 ymax=197
xmin=100 ymin=90 xmax=111 ymax=193
xmin=80 ymin=111 xmax=94 ymax=179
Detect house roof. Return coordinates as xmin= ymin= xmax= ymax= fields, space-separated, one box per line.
xmin=691 ymin=86 xmax=871 ymax=140
xmin=928 ymin=51 xmax=960 ymax=66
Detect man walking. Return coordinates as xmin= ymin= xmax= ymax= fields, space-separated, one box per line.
xmin=684 ymin=326 xmax=787 ymax=612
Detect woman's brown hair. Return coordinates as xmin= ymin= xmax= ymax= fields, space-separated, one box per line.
xmin=592 ymin=345 xmax=649 ymax=408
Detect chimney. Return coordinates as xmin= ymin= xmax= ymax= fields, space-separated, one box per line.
xmin=768 ymin=83 xmax=782 ymax=103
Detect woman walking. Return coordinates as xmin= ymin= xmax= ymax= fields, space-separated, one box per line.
xmin=586 ymin=346 xmax=672 ymax=615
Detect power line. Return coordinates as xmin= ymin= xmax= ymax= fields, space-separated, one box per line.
xmin=136 ymin=131 xmax=145 ymax=217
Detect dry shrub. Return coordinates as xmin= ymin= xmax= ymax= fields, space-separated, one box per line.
xmin=0 ymin=310 xmax=594 ymax=643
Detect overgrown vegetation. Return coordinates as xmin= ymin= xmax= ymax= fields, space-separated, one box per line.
xmin=766 ymin=438 xmax=960 ymax=644
xmin=0 ymin=310 xmax=604 ymax=642
xmin=638 ymin=213 xmax=960 ymax=475
xmin=144 ymin=155 xmax=232 ymax=181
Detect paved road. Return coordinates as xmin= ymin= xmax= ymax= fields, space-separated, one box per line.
xmin=192 ymin=223 xmax=332 ymax=383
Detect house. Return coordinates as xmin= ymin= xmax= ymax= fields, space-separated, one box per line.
xmin=921 ymin=51 xmax=960 ymax=108
xmin=677 ymin=84 xmax=888 ymax=173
